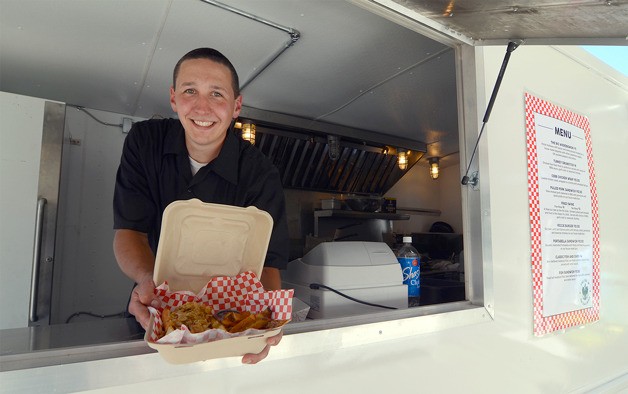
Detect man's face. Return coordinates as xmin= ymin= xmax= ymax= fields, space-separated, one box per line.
xmin=170 ymin=58 xmax=242 ymax=154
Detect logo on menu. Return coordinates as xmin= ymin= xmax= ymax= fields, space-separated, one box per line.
xmin=579 ymin=279 xmax=591 ymax=305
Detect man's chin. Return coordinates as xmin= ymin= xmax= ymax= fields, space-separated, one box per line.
xmin=185 ymin=130 xmax=227 ymax=149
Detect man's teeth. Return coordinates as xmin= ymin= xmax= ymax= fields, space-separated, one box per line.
xmin=194 ymin=120 xmax=214 ymax=127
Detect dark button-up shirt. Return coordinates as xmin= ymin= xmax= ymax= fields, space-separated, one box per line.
xmin=113 ymin=118 xmax=288 ymax=269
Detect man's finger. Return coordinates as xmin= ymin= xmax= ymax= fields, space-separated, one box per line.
xmin=128 ymin=288 xmax=151 ymax=329
xmin=242 ymin=344 xmax=270 ymax=365
xmin=136 ymin=279 xmax=156 ymax=304
xmin=241 ymin=330 xmax=283 ymax=364
xmin=267 ymin=330 xmax=283 ymax=346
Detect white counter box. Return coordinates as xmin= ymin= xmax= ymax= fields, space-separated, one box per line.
xmin=283 ymin=242 xmax=408 ymax=319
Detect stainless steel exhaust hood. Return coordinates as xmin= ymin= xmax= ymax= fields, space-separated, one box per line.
xmin=242 ymin=121 xmax=425 ymax=195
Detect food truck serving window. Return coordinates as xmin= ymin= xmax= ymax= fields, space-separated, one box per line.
xmin=0 ymin=1 xmax=495 ymax=372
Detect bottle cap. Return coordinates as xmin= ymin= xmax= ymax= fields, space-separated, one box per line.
xmin=402 ymin=236 xmax=412 ymax=243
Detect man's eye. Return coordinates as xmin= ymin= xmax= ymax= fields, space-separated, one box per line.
xmin=211 ymin=91 xmax=223 ymax=97
xmin=184 ymin=88 xmax=195 ymax=94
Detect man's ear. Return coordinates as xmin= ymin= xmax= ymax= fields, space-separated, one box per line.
xmin=169 ymin=86 xmax=177 ymax=112
xmin=232 ymin=95 xmax=243 ymax=118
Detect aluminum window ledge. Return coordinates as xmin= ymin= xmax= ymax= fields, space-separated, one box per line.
xmin=1 ymin=302 xmax=491 ymax=372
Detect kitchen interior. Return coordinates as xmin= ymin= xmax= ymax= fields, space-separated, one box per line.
xmin=0 ymin=0 xmax=466 ymax=356
xmin=244 ymin=116 xmax=465 ymax=318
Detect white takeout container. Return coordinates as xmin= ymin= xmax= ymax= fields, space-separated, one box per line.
xmin=145 ymin=198 xmax=283 ymax=364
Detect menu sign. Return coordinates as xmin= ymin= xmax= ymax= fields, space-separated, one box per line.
xmin=525 ymin=92 xmax=600 ymax=336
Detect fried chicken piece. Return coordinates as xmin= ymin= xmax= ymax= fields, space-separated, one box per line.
xmin=162 ymin=301 xmax=215 ymax=335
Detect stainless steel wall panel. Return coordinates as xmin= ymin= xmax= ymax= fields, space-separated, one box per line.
xmin=30 ymin=102 xmax=65 ymax=326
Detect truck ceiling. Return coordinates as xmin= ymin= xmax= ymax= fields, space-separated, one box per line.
xmin=1 ymin=0 xmax=625 ymax=171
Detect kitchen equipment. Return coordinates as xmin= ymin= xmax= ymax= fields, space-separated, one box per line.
xmin=420 ymin=278 xmax=465 ymax=305
xmin=405 ymin=232 xmax=463 ymax=260
xmin=282 ymin=241 xmax=408 ymax=319
xmin=145 ymin=199 xmax=290 ymax=364
xmin=429 ymin=221 xmax=454 ymax=233
xmin=254 ymin=128 xmax=425 ymax=195
xmin=344 ymin=195 xmax=382 ymax=212
xmin=321 ymin=198 xmax=343 ymax=210
xmin=381 ymin=197 xmax=397 ymax=213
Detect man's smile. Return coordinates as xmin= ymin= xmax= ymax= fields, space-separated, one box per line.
xmin=192 ymin=119 xmax=215 ymax=127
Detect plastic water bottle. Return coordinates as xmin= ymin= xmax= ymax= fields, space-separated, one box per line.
xmin=397 ymin=236 xmax=421 ymax=307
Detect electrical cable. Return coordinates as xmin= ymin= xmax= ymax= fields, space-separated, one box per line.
xmin=461 ymin=40 xmax=524 ymax=185
xmin=309 ymin=283 xmax=398 ymax=310
xmin=199 ymin=0 xmax=300 ymax=92
xmin=69 ymin=105 xmax=123 ymax=128
xmin=65 ymin=311 xmax=126 ymax=324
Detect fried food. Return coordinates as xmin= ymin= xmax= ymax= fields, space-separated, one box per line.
xmin=266 ymin=319 xmax=289 ymax=329
xmin=159 ymin=302 xmax=284 ymax=339
xmin=228 ymin=314 xmax=257 ymax=333
xmin=161 ymin=301 xmax=217 ymax=336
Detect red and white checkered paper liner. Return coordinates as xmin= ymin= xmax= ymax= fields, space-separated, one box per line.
xmin=525 ymin=92 xmax=600 ymax=336
xmin=147 ymin=271 xmax=293 ymax=344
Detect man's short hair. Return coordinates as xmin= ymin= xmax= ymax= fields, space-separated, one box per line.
xmin=172 ymin=48 xmax=240 ymax=97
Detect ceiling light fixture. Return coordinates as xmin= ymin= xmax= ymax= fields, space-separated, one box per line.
xmin=328 ymin=135 xmax=340 ymax=160
xmin=398 ymin=150 xmax=408 ymax=170
xmin=241 ymin=123 xmax=256 ymax=145
xmin=429 ymin=157 xmax=440 ymax=180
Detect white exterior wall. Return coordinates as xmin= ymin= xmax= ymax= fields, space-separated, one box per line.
xmin=478 ymin=44 xmax=628 ymax=390
xmin=2 ymin=46 xmax=627 ymax=393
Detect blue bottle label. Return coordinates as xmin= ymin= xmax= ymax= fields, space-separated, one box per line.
xmin=397 ymin=257 xmax=420 ymax=297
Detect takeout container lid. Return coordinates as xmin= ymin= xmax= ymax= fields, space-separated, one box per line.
xmin=153 ymin=198 xmax=273 ymax=292
xmin=145 ymin=198 xmax=279 ymax=364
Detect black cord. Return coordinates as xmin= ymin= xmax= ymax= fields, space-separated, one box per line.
xmin=69 ymin=105 xmax=123 ymax=128
xmin=461 ymin=40 xmax=523 ymax=185
xmin=65 ymin=311 xmax=126 ymax=324
xmin=309 ymin=283 xmax=398 ymax=310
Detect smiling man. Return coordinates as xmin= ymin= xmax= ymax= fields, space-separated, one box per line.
xmin=171 ymin=53 xmax=243 ymax=164
xmin=112 ymin=48 xmax=289 ymax=364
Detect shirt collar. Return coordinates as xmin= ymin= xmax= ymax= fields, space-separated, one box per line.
xmin=164 ymin=120 xmax=240 ymax=185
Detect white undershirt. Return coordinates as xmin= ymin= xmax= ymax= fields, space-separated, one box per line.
xmin=189 ymin=156 xmax=209 ymax=176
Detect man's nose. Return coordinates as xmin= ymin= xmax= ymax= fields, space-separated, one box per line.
xmin=194 ymin=94 xmax=213 ymax=113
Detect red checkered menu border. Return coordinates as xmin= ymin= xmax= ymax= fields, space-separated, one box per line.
xmin=525 ymin=92 xmax=600 ymax=336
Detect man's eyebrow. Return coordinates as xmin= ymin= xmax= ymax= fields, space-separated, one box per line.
xmin=178 ymin=81 xmax=227 ymax=91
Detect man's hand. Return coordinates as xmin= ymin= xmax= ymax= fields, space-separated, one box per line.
xmin=241 ymin=330 xmax=283 ymax=364
xmin=113 ymin=230 xmax=157 ymax=329
xmin=128 ymin=274 xmax=159 ymax=330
